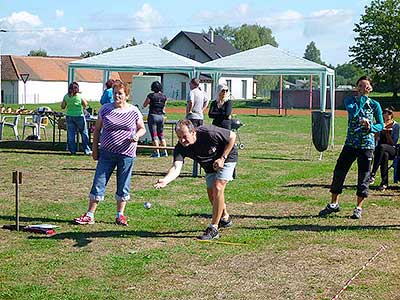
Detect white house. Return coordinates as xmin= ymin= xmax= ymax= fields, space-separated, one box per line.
xmin=0 ymin=55 xmax=121 ymax=105
xmin=163 ymin=30 xmax=254 ymax=100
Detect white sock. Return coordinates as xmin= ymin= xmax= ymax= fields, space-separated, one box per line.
xmin=356 ymin=207 xmax=362 ymax=211
xmin=116 ymin=212 xmax=124 ymax=218
xmin=221 ymin=213 xmax=229 ymax=221
xmin=329 ymin=203 xmax=339 ymax=208
xmin=86 ymin=211 xmax=94 ymax=218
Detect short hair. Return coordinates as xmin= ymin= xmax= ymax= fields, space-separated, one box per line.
xmin=190 ymin=78 xmax=200 ymax=87
xmin=151 ymin=81 xmax=163 ymax=93
xmin=113 ymin=80 xmax=129 ymax=96
xmin=105 ymin=79 xmax=115 ymax=89
xmin=176 ymin=119 xmax=195 ymax=133
xmin=356 ymin=76 xmax=373 ymax=86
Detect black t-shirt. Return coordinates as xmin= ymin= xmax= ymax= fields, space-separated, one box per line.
xmin=147 ymin=92 xmax=167 ymax=115
xmin=173 ymin=125 xmax=238 ymax=173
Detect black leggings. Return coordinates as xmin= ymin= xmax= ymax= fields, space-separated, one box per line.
xmin=371 ymin=144 xmax=396 ymax=185
xmin=330 ymin=145 xmax=373 ymax=198
xmin=147 ymin=114 xmax=164 ymax=141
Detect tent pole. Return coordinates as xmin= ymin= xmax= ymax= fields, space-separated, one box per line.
xmin=319 ymin=72 xmax=327 ymax=112
xmin=68 ymin=67 xmax=75 ymax=85
xmin=329 ymin=74 xmax=335 ymax=148
xmin=102 ymin=70 xmax=110 ymax=87
xmin=279 ymin=75 xmax=283 ymax=115
xmin=309 ymin=75 xmax=313 ymax=110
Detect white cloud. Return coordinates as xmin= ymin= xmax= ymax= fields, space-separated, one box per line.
xmin=0 ymin=11 xmax=42 ymax=29
xmin=256 ymin=10 xmax=304 ymax=31
xmin=304 ymin=9 xmax=353 ymax=37
xmin=237 ymin=4 xmax=250 ymax=16
xmin=56 ymin=10 xmax=64 ymax=18
xmin=195 ymin=3 xmax=251 ymax=23
xmin=133 ymin=3 xmax=162 ymax=32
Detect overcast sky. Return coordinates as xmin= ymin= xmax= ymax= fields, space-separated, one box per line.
xmin=0 ymin=0 xmax=372 ymax=66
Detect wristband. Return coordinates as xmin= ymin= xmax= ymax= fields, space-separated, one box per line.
xmin=222 ymin=154 xmax=228 ymax=160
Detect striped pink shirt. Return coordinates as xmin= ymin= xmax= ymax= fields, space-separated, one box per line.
xmin=99 ymin=103 xmax=143 ymax=157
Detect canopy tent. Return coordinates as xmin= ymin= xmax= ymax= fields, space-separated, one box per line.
xmin=68 ymin=43 xmax=202 ymax=85
xmin=197 ymin=44 xmax=336 ymax=146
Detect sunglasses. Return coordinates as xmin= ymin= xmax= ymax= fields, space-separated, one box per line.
xmin=221 ymin=89 xmax=228 ymax=92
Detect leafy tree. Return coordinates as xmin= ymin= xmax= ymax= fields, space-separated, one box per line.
xmin=80 ymin=51 xmax=97 ymax=58
xmin=212 ymin=25 xmax=236 ymax=44
xmin=255 ymin=75 xmax=280 ymax=97
xmin=349 ymin=0 xmax=400 ymax=97
xmin=28 ymin=49 xmax=47 ymax=57
xmin=335 ymin=63 xmax=364 ymax=86
xmin=233 ymin=24 xmax=278 ymax=51
xmin=101 ymin=47 xmax=114 ymax=54
xmin=159 ymin=36 xmax=169 ymax=48
xmin=304 ymin=41 xmax=324 ymax=65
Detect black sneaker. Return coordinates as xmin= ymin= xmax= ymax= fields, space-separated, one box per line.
xmin=218 ymin=216 xmax=233 ymax=228
xmin=318 ymin=204 xmax=340 ymax=217
xmin=350 ymin=207 xmax=362 ymax=219
xmin=198 ymin=226 xmax=219 ymax=240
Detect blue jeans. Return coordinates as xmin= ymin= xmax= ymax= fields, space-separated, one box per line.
xmin=89 ymin=149 xmax=135 ymax=201
xmin=66 ymin=116 xmax=91 ymax=154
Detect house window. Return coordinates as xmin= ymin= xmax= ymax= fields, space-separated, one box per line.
xmin=226 ymin=80 xmax=232 ymax=92
xmin=181 ymin=82 xmax=187 ymax=100
xmin=242 ymin=80 xmax=247 ymax=99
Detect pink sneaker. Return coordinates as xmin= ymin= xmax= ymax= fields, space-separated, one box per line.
xmin=74 ymin=213 xmax=94 ymax=225
xmin=115 ymin=215 xmax=128 ymax=226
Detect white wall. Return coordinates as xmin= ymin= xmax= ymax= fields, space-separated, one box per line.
xmin=163 ymin=74 xmax=253 ymax=101
xmin=6 ymin=80 xmax=103 ymax=104
xmin=163 ymin=74 xmax=189 ymax=100
xmin=219 ymin=76 xmax=254 ymax=100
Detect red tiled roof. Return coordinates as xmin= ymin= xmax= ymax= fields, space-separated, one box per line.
xmin=1 ymin=55 xmax=122 ymax=82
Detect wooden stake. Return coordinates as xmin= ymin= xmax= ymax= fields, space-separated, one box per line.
xmin=12 ymin=171 xmax=22 ymax=231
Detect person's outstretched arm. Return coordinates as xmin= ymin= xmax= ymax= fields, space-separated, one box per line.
xmin=154 ymin=161 xmax=183 ymax=189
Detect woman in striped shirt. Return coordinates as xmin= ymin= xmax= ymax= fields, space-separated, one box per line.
xmin=74 ymin=80 xmax=146 ymax=226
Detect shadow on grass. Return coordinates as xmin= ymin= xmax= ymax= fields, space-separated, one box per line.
xmin=60 ymin=168 xmax=196 ymax=177
xmin=28 ymin=229 xmax=200 ymax=247
xmin=177 ymin=212 xmax=317 ymax=220
xmin=286 ymin=183 xmax=400 ymax=192
xmin=0 ymin=149 xmax=68 ymax=156
xmin=250 ymin=155 xmax=307 ymax=162
xmin=286 ymin=183 xmax=356 ymax=189
xmin=268 ymin=224 xmax=400 ymax=232
xmin=0 ymin=215 xmax=73 ymax=224
xmin=0 ymin=140 xmax=66 ymax=151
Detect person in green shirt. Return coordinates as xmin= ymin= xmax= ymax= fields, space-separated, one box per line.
xmin=61 ymin=82 xmax=92 ymax=155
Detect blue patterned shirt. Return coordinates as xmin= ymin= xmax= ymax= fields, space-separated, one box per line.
xmin=344 ymin=95 xmax=384 ymax=149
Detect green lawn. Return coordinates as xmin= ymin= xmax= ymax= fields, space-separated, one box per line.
xmin=0 ymin=111 xmax=399 ymax=300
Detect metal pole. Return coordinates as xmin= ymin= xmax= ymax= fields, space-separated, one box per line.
xmin=24 ymin=83 xmax=26 ymax=104
xmin=309 ymin=75 xmax=313 ymax=110
xmin=279 ymin=75 xmax=283 ymax=115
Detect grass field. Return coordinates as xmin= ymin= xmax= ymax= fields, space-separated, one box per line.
xmin=0 ymin=111 xmax=399 ymax=300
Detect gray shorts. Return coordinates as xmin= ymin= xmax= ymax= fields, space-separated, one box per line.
xmin=205 ymin=162 xmax=237 ymax=188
